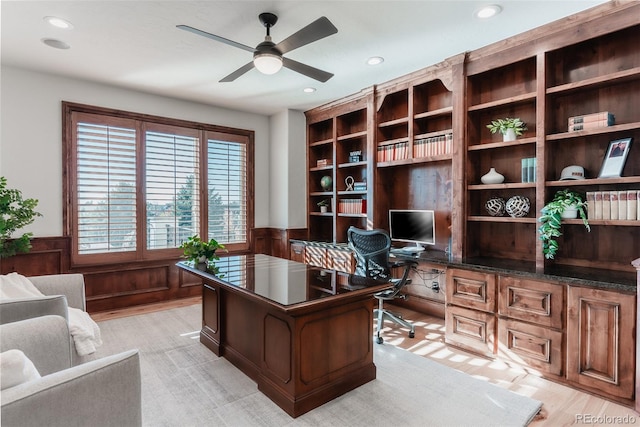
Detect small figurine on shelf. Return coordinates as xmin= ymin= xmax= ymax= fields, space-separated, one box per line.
xmin=486 ymin=117 xmax=527 ymax=142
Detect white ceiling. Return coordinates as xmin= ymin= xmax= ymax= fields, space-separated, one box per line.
xmin=1 ymin=1 xmax=608 ymax=116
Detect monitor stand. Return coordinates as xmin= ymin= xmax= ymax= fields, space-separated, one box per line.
xmin=401 ymin=243 xmax=425 ymax=253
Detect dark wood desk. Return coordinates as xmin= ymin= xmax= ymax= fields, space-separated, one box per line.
xmin=177 ymin=254 xmax=390 ymax=417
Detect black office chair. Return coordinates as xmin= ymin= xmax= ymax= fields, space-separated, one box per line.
xmin=347 ymin=226 xmax=417 ymax=344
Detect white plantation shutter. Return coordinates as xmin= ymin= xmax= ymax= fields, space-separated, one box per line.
xmin=207 ymin=135 xmax=247 ymax=244
xmin=145 ymin=126 xmax=200 ymax=249
xmin=75 ymin=119 xmax=137 ymax=255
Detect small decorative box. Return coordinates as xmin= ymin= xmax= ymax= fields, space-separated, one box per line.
xmin=349 ymin=150 xmax=362 ymax=162
xmin=316 ymin=159 xmax=328 ymax=167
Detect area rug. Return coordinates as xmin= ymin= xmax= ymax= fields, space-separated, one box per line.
xmin=95 ymin=304 xmax=541 ymax=427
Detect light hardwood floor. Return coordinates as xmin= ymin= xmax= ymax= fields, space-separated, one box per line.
xmin=92 ymin=298 xmax=639 ymax=426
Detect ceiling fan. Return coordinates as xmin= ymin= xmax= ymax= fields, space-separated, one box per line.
xmin=177 ymin=13 xmax=338 ymax=83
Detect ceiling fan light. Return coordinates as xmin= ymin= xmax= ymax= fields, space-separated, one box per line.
xmin=254 ymin=53 xmax=283 ymax=75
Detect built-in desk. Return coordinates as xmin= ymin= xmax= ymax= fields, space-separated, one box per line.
xmin=177 ymin=254 xmax=390 ymax=418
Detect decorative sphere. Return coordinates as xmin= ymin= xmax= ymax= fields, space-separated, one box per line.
xmin=320 ymin=175 xmax=332 ymax=191
xmin=485 ymin=197 xmax=506 ymax=216
xmin=505 ymin=195 xmax=530 ymax=218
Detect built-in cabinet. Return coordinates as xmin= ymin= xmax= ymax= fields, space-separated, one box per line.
xmin=446 ymin=266 xmax=636 ymax=404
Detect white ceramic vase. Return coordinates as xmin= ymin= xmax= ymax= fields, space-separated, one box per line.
xmin=481 ymin=167 xmax=505 ymax=184
xmin=503 ymin=128 xmax=517 ymax=142
xmin=561 ymin=206 xmax=579 ymax=219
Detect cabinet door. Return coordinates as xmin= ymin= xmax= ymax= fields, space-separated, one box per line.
xmin=498 ymin=318 xmax=563 ymax=376
xmin=201 ymin=283 xmax=221 ymax=355
xmin=446 ymin=305 xmax=496 ymax=357
xmin=290 ymin=243 xmax=305 ymax=263
xmin=498 ymin=276 xmax=564 ymax=330
xmin=567 ymin=287 xmax=636 ymax=399
xmin=446 ymin=268 xmax=496 ymax=313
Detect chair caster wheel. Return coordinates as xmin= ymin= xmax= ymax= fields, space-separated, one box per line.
xmin=409 ymin=331 xmax=415 ymax=338
xmin=376 ymin=336 xmax=383 ymax=344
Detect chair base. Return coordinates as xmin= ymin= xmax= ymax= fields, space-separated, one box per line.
xmin=374 ymin=307 xmax=415 ymax=344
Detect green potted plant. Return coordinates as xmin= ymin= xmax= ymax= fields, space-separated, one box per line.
xmin=486 ymin=117 xmax=527 ymax=142
xmin=538 ymin=189 xmax=590 ymax=260
xmin=0 ymin=177 xmax=42 ymax=258
xmin=179 ymin=235 xmax=226 ymax=265
xmin=317 ymin=199 xmax=330 ymax=213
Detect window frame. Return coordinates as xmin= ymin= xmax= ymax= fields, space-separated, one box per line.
xmin=63 ymin=101 xmax=255 ymax=266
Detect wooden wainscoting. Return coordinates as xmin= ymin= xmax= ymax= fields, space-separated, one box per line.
xmin=1 ymin=229 xmax=307 ymax=312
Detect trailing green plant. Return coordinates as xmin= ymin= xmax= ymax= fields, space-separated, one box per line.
xmin=0 ymin=177 xmax=42 ymax=258
xmin=486 ymin=117 xmax=527 ymax=136
xmin=538 ymin=189 xmax=590 ymax=260
xmin=179 ymin=235 xmax=226 ymax=263
xmin=317 ymin=199 xmax=329 ymax=207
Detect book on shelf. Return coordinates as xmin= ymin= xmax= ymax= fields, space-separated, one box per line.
xmin=377 ymin=141 xmax=409 ymax=162
xmin=413 ymin=133 xmax=452 ymax=158
xmin=629 ymin=190 xmax=638 ymax=221
xmin=567 ymin=111 xmax=614 ymax=125
xmin=618 ymin=191 xmax=627 ymax=220
xmin=610 ymin=191 xmax=619 ymax=220
xmin=602 ymin=191 xmax=611 ymax=220
xmin=568 ymin=119 xmax=614 ymax=132
xmin=593 ymin=191 xmax=603 ymax=220
xmin=338 ymin=198 xmax=366 ymax=214
xmin=586 ymin=192 xmax=595 ymax=219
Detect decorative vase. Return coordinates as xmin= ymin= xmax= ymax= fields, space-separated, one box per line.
xmin=320 ymin=175 xmax=332 ymax=191
xmin=320 ymin=205 xmax=328 ymax=213
xmin=485 ymin=197 xmax=506 ymax=216
xmin=505 ymin=195 xmax=530 ymax=218
xmin=197 ymin=255 xmax=208 ymax=264
xmin=503 ymin=128 xmax=517 ymax=142
xmin=481 ymin=168 xmax=505 ymax=184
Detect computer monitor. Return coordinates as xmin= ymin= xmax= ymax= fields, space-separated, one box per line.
xmin=388 ymin=209 xmax=435 ymax=247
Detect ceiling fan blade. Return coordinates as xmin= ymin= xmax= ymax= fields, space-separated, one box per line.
xmin=177 ymin=25 xmax=254 ymax=53
xmin=275 ymin=17 xmax=338 ymax=54
xmin=282 ymin=57 xmax=334 ymax=83
xmin=220 ymin=61 xmax=255 ymax=82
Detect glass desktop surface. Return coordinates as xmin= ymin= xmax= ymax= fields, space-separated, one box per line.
xmin=191 ymin=254 xmax=385 ymax=306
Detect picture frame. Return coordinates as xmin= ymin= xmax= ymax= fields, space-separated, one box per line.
xmin=598 ymin=137 xmax=632 ymax=178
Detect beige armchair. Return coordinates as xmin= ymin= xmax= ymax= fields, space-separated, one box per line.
xmin=0 ymin=315 xmax=141 ymax=427
xmin=0 ymin=273 xmax=93 ymax=364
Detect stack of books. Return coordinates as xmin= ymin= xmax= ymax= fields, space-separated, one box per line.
xmin=377 ymin=141 xmax=409 ymax=162
xmin=413 ymin=133 xmax=453 ymax=158
xmin=586 ymin=190 xmax=639 ymax=220
xmin=521 ymin=157 xmax=536 ymax=183
xmin=567 ymin=111 xmax=614 ymax=132
xmin=338 ymin=199 xmax=367 ymax=214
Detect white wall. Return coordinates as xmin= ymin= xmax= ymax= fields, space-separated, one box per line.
xmin=0 ymin=65 xmax=274 ymax=236
xmin=269 ymin=109 xmax=307 ymax=229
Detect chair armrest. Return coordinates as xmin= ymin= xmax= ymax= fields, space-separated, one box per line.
xmin=1 ymin=350 xmax=141 ymax=427
xmin=29 ymin=274 xmax=86 ymax=311
xmin=0 ymin=315 xmax=73 ymax=376
xmin=0 ymin=296 xmax=69 ymax=325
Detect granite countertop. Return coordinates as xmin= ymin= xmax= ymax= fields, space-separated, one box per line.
xmin=291 ymin=240 xmax=637 ymax=293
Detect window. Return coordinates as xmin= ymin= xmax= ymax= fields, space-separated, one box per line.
xmin=64 ymin=103 xmax=254 ymax=266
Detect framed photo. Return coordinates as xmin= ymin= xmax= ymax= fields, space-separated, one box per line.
xmin=599 ymin=137 xmax=632 ymax=178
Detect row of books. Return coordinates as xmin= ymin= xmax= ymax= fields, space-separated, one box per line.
xmin=338 ymin=199 xmax=367 ymax=215
xmin=586 ymin=190 xmax=639 ymax=220
xmin=377 ymin=141 xmax=409 ymax=162
xmin=567 ymin=111 xmax=614 ymax=132
xmin=521 ymin=157 xmax=537 ymax=183
xmin=413 ymin=133 xmax=453 ymax=158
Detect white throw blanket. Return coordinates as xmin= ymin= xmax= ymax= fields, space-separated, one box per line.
xmin=0 ymin=273 xmax=102 ymax=356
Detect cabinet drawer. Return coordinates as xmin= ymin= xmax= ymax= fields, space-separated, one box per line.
xmin=498 ymin=318 xmax=563 ymax=376
xmin=327 ymin=248 xmax=354 ymax=273
xmin=304 ymin=246 xmax=327 ymax=267
xmin=446 ymin=269 xmax=496 ymax=313
xmin=445 ymin=305 xmax=496 ymax=357
xmin=290 ymin=243 xmax=305 ymax=263
xmin=498 ymin=276 xmax=564 ymax=330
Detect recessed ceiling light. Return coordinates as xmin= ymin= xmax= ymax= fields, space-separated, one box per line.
xmin=44 ymin=16 xmax=74 ymax=29
xmin=42 ymin=38 xmax=71 ymax=50
xmin=304 ymin=87 xmax=316 ymax=93
xmin=475 ymin=5 xmax=502 ymax=19
xmin=366 ymin=56 xmax=384 ymax=66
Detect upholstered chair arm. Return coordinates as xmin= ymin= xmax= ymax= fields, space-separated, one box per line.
xmin=0 ymin=295 xmax=69 ymax=325
xmin=0 ymin=315 xmax=73 ymax=376
xmin=1 ymin=350 xmax=141 ymax=427
xmin=28 ymin=274 xmax=86 ymax=311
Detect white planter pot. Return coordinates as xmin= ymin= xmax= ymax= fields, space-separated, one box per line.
xmin=503 ymin=128 xmax=517 ymax=142
xmin=561 ymin=206 xmax=579 ymax=219
xmin=320 ymin=206 xmax=328 ymax=213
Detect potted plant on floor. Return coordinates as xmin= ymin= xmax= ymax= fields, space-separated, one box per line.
xmin=486 ymin=117 xmax=527 ymax=142
xmin=180 ymin=235 xmax=226 ymax=268
xmin=538 ymin=189 xmax=590 ymax=259
xmin=0 ymin=177 xmax=42 ymax=258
